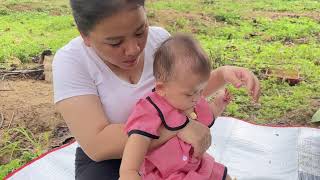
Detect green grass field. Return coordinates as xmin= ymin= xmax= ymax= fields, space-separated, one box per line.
xmin=0 ymin=0 xmax=320 ymax=178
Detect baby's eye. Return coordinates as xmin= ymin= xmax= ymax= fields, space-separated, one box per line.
xmin=135 ymin=30 xmax=145 ymax=37
xmin=110 ymin=43 xmax=121 ymax=47
xmin=105 ymin=41 xmax=122 ymax=48
xmin=104 ymin=40 xmax=123 ymax=48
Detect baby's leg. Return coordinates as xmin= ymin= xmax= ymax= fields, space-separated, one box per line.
xmin=226 ymin=174 xmax=238 ymax=180
xmin=209 ymin=89 xmax=232 ymax=118
xmin=225 ymin=174 xmax=232 ymax=180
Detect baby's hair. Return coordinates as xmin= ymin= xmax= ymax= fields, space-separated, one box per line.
xmin=153 ymin=34 xmax=211 ymax=82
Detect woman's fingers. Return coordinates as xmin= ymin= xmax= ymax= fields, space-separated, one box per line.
xmin=177 ymin=120 xmax=211 ymax=158
xmin=193 ymin=129 xmax=211 ymax=158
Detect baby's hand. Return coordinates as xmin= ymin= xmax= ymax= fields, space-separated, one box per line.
xmin=210 ymin=89 xmax=232 ymax=117
xmin=119 ymin=171 xmax=141 ymax=180
xmin=222 ymin=88 xmax=232 ymax=104
xmin=184 ymin=107 xmax=194 ymax=114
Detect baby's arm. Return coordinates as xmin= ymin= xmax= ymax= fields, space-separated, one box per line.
xmin=119 ymin=134 xmax=151 ymax=180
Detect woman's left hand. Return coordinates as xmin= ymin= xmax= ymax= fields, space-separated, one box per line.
xmin=220 ymin=66 xmax=261 ymax=102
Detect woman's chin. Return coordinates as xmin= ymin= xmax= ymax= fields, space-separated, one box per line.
xmin=121 ymin=61 xmax=139 ymax=70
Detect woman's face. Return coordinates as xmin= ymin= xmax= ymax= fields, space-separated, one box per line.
xmin=82 ymin=6 xmax=149 ymax=70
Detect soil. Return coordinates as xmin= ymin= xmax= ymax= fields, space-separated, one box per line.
xmin=148 ymin=9 xmax=225 ymax=33
xmin=0 ymin=79 xmax=72 ymax=164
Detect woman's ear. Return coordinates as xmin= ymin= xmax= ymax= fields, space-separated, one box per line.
xmin=155 ymin=81 xmax=166 ymax=97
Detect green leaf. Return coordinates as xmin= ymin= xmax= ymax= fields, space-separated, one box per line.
xmin=311 ymin=109 xmax=320 ymax=123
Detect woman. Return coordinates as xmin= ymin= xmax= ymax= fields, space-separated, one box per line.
xmin=52 ymin=0 xmax=260 ymax=179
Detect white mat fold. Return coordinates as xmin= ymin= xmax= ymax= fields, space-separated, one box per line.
xmin=5 ymin=117 xmax=320 ymax=180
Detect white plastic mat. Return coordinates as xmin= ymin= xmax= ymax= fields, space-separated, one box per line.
xmin=5 ymin=117 xmax=320 ymax=180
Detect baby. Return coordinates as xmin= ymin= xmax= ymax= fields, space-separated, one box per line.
xmin=120 ymin=34 xmax=232 ymax=180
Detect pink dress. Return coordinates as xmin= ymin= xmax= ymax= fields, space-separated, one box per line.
xmin=125 ymin=91 xmax=227 ymax=180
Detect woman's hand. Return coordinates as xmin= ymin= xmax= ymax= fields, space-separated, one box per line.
xmin=220 ymin=66 xmax=261 ymax=102
xmin=177 ymin=120 xmax=211 ymax=158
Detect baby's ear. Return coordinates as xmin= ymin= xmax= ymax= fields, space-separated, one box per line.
xmin=80 ymin=32 xmax=91 ymax=47
xmin=155 ymin=81 xmax=165 ymax=96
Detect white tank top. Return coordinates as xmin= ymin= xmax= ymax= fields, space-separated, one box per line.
xmin=52 ymin=26 xmax=170 ymax=123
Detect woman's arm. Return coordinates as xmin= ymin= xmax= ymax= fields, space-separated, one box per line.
xmin=56 ymin=95 xmax=128 ymax=161
xmin=56 ymin=94 xmax=176 ymax=161
xmin=57 ymin=94 xmax=213 ymax=161
xmin=119 ymin=135 xmax=151 ymax=180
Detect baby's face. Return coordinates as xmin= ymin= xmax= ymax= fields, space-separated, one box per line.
xmin=162 ymin=74 xmax=208 ymax=112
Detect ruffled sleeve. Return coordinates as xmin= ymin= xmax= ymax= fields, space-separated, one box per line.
xmin=124 ymin=99 xmax=162 ymax=139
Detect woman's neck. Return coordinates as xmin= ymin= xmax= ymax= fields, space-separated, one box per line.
xmin=105 ymin=54 xmax=145 ymax=84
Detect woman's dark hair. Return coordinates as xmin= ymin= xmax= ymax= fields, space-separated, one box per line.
xmin=70 ymin=0 xmax=145 ymax=35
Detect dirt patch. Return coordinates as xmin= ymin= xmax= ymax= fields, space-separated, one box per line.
xmin=265 ymin=98 xmax=320 ymax=128
xmin=282 ymin=37 xmax=310 ymax=46
xmin=0 ymin=80 xmax=58 ymax=128
xmin=0 ymin=79 xmax=70 ymax=164
xmin=148 ymin=9 xmax=223 ymax=33
xmin=5 ymin=3 xmax=37 ymax=12
xmin=246 ymin=11 xmax=320 ymax=21
xmin=4 ymin=3 xmax=65 ymax=16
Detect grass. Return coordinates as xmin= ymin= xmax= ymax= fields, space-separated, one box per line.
xmin=0 ymin=127 xmax=50 ymax=179
xmin=0 ymin=12 xmax=77 ymax=63
xmin=0 ymin=0 xmax=320 ymax=177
